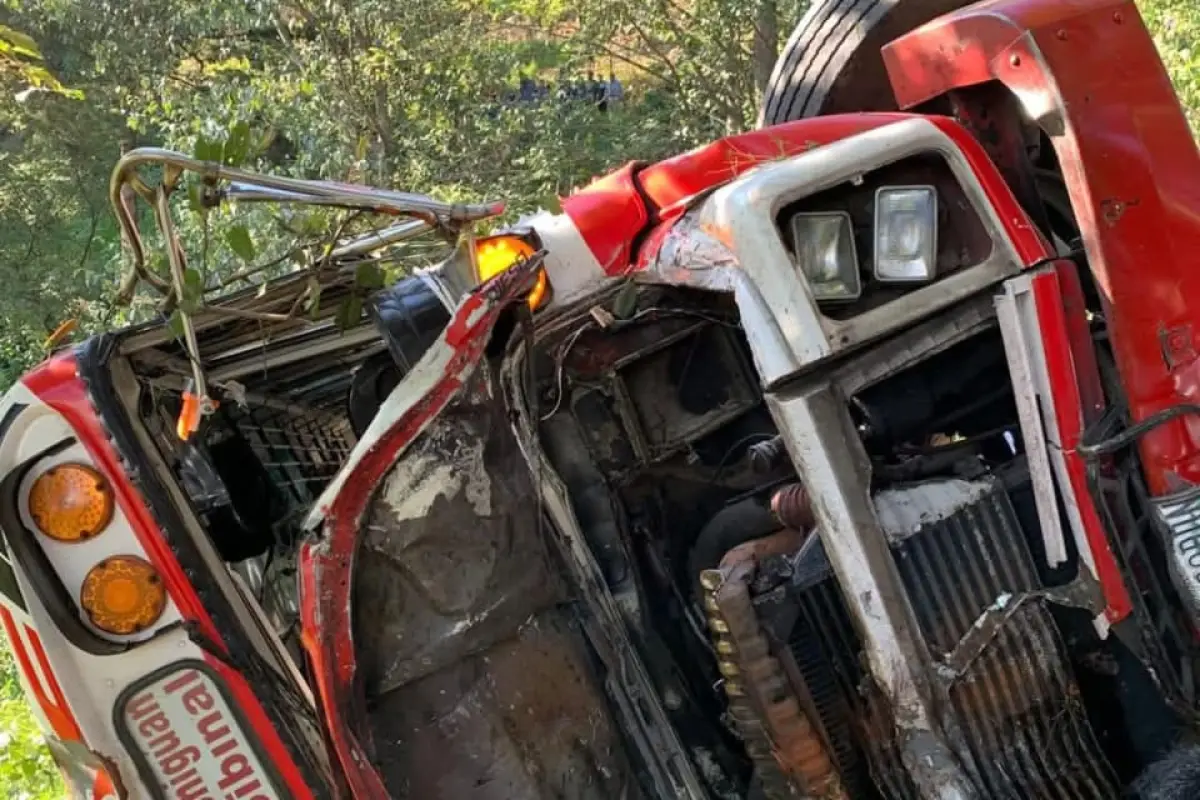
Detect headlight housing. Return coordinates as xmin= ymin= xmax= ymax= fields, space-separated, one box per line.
xmin=874 ymin=185 xmax=938 ymax=283
xmin=790 ymin=211 xmax=861 ymax=302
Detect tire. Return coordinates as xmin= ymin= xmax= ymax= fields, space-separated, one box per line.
xmin=759 ymin=0 xmax=976 ymax=126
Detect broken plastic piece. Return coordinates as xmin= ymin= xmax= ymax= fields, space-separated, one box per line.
xmin=176 ymin=380 xmax=218 ymax=441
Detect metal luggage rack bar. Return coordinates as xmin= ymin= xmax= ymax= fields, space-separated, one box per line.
xmin=109 ymin=147 xmax=504 ymax=422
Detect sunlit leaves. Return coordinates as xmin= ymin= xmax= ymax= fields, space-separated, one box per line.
xmin=305 ymin=274 xmax=322 ymax=315
xmin=179 ymin=267 xmax=204 ymax=313
xmin=354 ymin=261 xmax=385 ymax=291
xmin=334 ymin=294 xmax=364 ymax=331
xmin=0 ymin=25 xmax=40 ymax=60
xmin=224 ymin=120 xmax=251 ymax=166
xmin=225 ymin=225 xmax=255 ymax=262
xmin=0 ymin=637 xmax=64 ymax=799
xmin=193 ymin=134 xmax=222 ymax=163
xmin=192 ymin=119 xmax=254 ymax=166
xmin=0 ymin=24 xmax=83 ymax=99
xmin=167 ymin=308 xmax=186 ymax=339
xmin=1142 ymin=0 xmax=1200 ymax=133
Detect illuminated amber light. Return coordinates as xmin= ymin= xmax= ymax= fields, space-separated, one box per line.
xmin=475 ymin=235 xmax=550 ymax=310
xmin=29 ymin=464 xmax=115 ymax=543
xmin=80 ymin=557 xmax=166 ymax=635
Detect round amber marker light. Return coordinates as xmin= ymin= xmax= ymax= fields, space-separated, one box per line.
xmin=80 ymin=556 xmax=166 ymax=635
xmin=476 ymin=236 xmax=536 ymax=282
xmin=28 ymin=464 xmax=115 ymax=543
xmin=475 ymin=236 xmax=549 ymax=310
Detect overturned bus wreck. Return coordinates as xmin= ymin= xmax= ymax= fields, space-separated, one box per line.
xmin=5 ymin=1 xmax=1200 ymax=798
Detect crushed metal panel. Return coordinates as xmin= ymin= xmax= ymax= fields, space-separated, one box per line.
xmin=352 ymin=366 xmax=642 ymax=798
xmin=354 ymin=373 xmax=563 ymax=694
xmin=298 ymin=257 xmax=544 ymax=798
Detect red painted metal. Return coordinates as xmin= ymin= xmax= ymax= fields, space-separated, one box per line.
xmin=560 ymin=162 xmax=648 ymax=276
xmin=637 ymin=114 xmax=910 ymax=215
xmin=568 ymin=115 xmax=982 ymax=274
xmin=298 ymin=262 xmax=542 ymax=798
xmin=568 ymin=114 xmax=967 ymax=276
xmin=22 ymin=353 xmax=314 ymax=799
xmin=632 ymin=113 xmax=1052 ymax=270
xmin=0 ymin=607 xmax=81 ymax=741
xmin=1032 ymin=264 xmax=1134 ymax=622
xmin=883 ymin=0 xmax=1200 ymax=495
xmin=567 ymin=112 xmax=1052 ymax=275
xmin=924 ymin=115 xmax=1051 ymax=265
xmin=1055 ymin=260 xmax=1108 ymax=427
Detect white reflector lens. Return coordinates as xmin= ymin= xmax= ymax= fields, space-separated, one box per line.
xmin=874 ymin=186 xmax=938 ymax=282
xmin=790 ymin=211 xmax=861 ymax=301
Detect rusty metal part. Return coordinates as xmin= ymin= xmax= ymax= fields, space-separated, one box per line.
xmin=718 ymin=527 xmax=807 ymax=570
xmin=771 ymin=483 xmax=814 ymax=531
xmin=702 ymin=558 xmax=845 ymax=800
xmin=367 ymin=612 xmax=641 ymax=799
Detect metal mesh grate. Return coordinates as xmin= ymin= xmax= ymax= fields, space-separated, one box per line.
xmin=786 ymin=479 xmax=1119 ymax=799
xmin=136 ymin=375 xmax=357 ymax=530
xmin=213 ymin=401 xmax=356 ymax=508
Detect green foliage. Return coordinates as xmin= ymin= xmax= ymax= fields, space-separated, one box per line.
xmin=225 ymin=225 xmax=255 ymax=263
xmin=0 ymin=635 xmax=64 ymax=799
xmin=0 ymin=23 xmax=81 ymax=98
xmin=1141 ymin=0 xmax=1200 ymax=132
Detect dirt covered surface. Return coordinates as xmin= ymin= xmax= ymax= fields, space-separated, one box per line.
xmin=367 ymin=612 xmax=641 ymax=799
xmin=353 ymin=372 xmax=642 ymax=799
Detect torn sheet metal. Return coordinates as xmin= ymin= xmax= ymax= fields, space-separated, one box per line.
xmin=297 ymin=259 xmax=542 ymax=799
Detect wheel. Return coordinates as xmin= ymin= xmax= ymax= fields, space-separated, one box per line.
xmin=759 ymin=0 xmax=976 ymax=126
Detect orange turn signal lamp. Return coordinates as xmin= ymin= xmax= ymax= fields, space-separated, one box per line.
xmin=29 ymin=462 xmax=169 ymax=635
xmin=29 ymin=464 xmax=114 ymax=544
xmin=80 ymin=556 xmax=167 ymax=635
xmin=474 ymin=235 xmax=549 ymax=310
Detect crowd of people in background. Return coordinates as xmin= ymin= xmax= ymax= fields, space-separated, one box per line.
xmin=498 ymin=70 xmax=625 ymax=112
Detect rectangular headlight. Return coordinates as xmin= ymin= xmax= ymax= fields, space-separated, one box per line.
xmin=790 ymin=211 xmax=861 ymax=302
xmin=874 ymin=186 xmax=938 ymax=282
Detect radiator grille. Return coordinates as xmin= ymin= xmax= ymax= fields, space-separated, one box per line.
xmin=786 ymin=478 xmax=1119 ymax=799
xmin=789 ymin=544 xmax=917 ymax=800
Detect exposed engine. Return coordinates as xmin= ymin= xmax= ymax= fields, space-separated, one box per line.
xmin=532 ymin=284 xmax=1181 ymax=799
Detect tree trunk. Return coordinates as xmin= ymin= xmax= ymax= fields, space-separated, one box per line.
xmin=373 ymin=83 xmax=393 ymax=178
xmin=753 ymin=0 xmax=779 ymax=101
